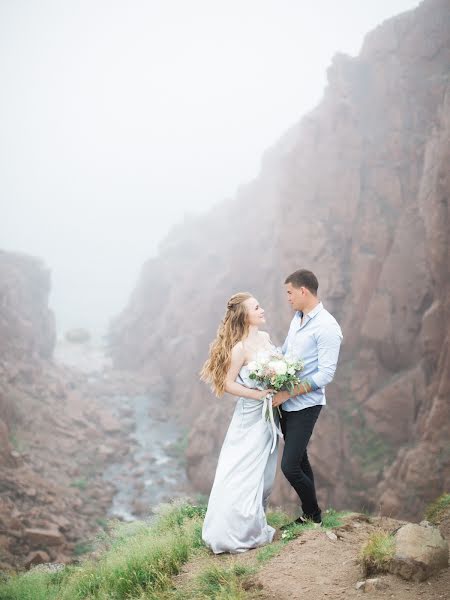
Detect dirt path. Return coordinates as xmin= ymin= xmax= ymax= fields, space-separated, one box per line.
xmin=174 ymin=514 xmax=450 ymax=600
xmin=256 ymin=516 xmax=450 ymax=600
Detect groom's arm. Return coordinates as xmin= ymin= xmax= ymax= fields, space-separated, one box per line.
xmin=308 ymin=324 xmax=343 ymax=391
xmin=272 ymin=324 xmax=343 ymax=407
xmin=271 ymin=380 xmax=313 ymax=406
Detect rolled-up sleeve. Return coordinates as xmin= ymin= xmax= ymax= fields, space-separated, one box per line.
xmin=309 ymin=324 xmax=343 ymax=390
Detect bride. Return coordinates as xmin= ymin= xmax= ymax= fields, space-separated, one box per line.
xmin=200 ymin=292 xmax=281 ymax=554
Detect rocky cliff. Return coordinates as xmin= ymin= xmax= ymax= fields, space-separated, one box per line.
xmin=0 ymin=250 xmax=149 ymax=569
xmin=0 ymin=250 xmax=56 ymax=362
xmin=0 ymin=250 xmax=56 ymax=474
xmin=109 ymin=0 xmax=450 ymax=519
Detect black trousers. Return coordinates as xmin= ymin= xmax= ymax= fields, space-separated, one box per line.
xmin=280 ymin=405 xmax=322 ymax=522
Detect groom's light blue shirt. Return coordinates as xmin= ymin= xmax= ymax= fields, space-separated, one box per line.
xmin=281 ymin=302 xmax=343 ymax=412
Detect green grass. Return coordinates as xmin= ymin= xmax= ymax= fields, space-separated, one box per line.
xmin=0 ymin=500 xmax=207 ymax=600
xmin=360 ymin=530 xmax=395 ymax=576
xmin=0 ymin=571 xmax=59 ymax=600
xmin=0 ymin=501 xmax=347 ymax=600
xmin=425 ymin=493 xmax=450 ymax=524
xmin=322 ymin=508 xmax=345 ymax=529
xmin=279 ymin=520 xmax=317 ymax=541
xmin=0 ymin=565 xmax=79 ymax=600
xmin=194 ymin=563 xmax=256 ymax=599
xmin=267 ymin=507 xmax=346 ymax=543
xmin=255 ymin=541 xmax=284 ymax=563
xmin=267 ymin=507 xmax=344 ymax=531
xmin=59 ymin=529 xmax=192 ymax=599
xmin=165 ymin=434 xmax=189 ymax=463
xmin=95 ymin=517 xmax=109 ymax=529
xmin=153 ymin=502 xmax=207 ymax=534
xmin=193 ymin=493 xmax=210 ymax=506
xmin=266 ymin=509 xmax=291 ymax=529
xmin=73 ymin=541 xmax=94 ymax=556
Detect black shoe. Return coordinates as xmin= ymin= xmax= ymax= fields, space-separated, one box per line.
xmin=308 ymin=519 xmax=323 ymax=529
xmin=302 ymin=512 xmax=323 ymax=526
xmin=280 ymin=515 xmax=322 ymax=531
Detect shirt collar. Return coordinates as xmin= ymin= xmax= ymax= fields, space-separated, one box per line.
xmin=295 ymin=301 xmax=323 ymax=323
xmin=307 ymin=301 xmax=323 ymax=319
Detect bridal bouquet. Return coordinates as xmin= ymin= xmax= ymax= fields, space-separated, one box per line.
xmin=247 ymin=351 xmax=305 ymax=421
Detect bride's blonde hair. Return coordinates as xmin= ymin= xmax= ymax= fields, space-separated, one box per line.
xmin=200 ymin=292 xmax=252 ymax=396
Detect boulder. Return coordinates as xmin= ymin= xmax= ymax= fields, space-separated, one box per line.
xmin=24 ymin=527 xmax=64 ymax=547
xmin=97 ymin=412 xmax=121 ymax=433
xmin=388 ymin=522 xmax=449 ymax=581
xmin=356 ymin=578 xmax=388 ymax=592
xmin=50 ymin=515 xmax=71 ymax=531
xmin=29 ymin=561 xmax=66 ymax=573
xmin=24 ymin=550 xmax=50 ymax=568
xmin=64 ymin=329 xmax=91 ymax=344
xmin=96 ymin=444 xmax=116 ymax=459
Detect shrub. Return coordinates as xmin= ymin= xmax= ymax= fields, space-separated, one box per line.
xmin=360 ymin=530 xmax=395 ymax=576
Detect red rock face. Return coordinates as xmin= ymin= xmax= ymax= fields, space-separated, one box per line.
xmin=0 ymin=250 xmax=56 ymax=362
xmin=0 ymin=249 xmax=56 ymax=471
xmin=109 ymin=0 xmax=450 ymax=519
xmin=0 ymin=251 xmax=153 ymax=569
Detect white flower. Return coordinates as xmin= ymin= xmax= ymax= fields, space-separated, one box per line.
xmin=287 ymin=366 xmax=296 ymax=375
xmin=268 ymin=360 xmax=287 ymax=375
xmin=247 ymin=361 xmax=258 ymax=372
xmin=256 ymin=350 xmax=271 ymax=361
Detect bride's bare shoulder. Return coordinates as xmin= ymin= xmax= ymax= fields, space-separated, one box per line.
xmin=231 ymin=341 xmax=245 ymax=356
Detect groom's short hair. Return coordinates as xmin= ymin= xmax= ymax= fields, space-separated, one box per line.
xmin=285 ymin=269 xmax=318 ymax=295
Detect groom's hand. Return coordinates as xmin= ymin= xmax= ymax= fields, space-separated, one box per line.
xmin=272 ymin=390 xmax=290 ymax=407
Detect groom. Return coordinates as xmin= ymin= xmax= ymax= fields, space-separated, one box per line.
xmin=272 ymin=269 xmax=343 ymax=525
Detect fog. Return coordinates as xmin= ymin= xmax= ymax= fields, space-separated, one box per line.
xmin=0 ymin=0 xmax=420 ymax=338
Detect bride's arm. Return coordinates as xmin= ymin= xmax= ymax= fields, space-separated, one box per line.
xmin=224 ymin=343 xmax=268 ymax=401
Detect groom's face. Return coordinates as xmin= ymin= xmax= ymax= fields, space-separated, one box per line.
xmin=285 ymin=282 xmax=305 ymax=311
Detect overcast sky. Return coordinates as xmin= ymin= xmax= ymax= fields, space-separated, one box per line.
xmin=0 ymin=0 xmax=421 ymax=338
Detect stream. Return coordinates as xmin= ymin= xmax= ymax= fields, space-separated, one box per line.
xmin=54 ymin=338 xmax=190 ymax=522
xmin=102 ymin=392 xmax=189 ymax=521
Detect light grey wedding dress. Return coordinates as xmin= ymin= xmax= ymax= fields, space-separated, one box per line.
xmin=202 ymin=359 xmax=282 ymax=554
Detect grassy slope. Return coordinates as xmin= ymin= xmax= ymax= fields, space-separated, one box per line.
xmin=0 ymin=502 xmax=345 ymax=600
xmin=2 ymin=496 xmax=449 ymax=600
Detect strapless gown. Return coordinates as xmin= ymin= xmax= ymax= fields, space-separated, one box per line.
xmin=202 ymin=363 xmax=282 ymax=553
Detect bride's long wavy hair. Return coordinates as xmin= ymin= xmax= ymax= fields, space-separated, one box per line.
xmin=200 ymin=292 xmax=252 ymax=397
